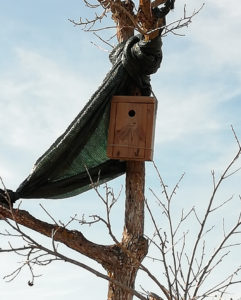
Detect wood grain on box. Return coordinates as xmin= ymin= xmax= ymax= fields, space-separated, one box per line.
xmin=107 ymin=96 xmax=157 ymax=161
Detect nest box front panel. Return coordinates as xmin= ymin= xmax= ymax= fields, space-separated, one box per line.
xmin=107 ymin=96 xmax=156 ymax=161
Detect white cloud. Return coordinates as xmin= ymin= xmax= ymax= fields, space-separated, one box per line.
xmin=154 ymin=88 xmax=220 ymax=144
xmin=151 ymin=0 xmax=241 ymax=147
xmin=188 ymin=1 xmax=241 ymax=71
xmin=1 ymin=2 xmax=241 ymax=299
xmin=0 ymin=47 xmax=106 ymax=186
xmin=0 ymin=48 xmax=97 ymax=154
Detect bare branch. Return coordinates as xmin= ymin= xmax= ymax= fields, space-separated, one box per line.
xmin=161 ymin=4 xmax=205 ymax=37
xmin=83 ymin=0 xmax=101 ymax=9
xmin=93 ymin=32 xmax=114 ymax=48
xmin=0 ymin=246 xmax=34 ymax=253
xmin=210 ymin=195 xmax=234 ymax=213
xmin=192 ymin=213 xmax=241 ymax=297
xmin=0 ymin=205 xmax=118 ymax=267
xmin=39 ymin=204 xmax=58 ymax=225
xmin=231 ymin=125 xmax=241 ymax=150
xmin=145 ymin=198 xmax=173 ymax=297
xmin=184 ymin=140 xmax=241 ymax=299
xmin=68 ymin=8 xmax=108 ymax=31
xmin=200 ymin=266 xmax=241 ymax=299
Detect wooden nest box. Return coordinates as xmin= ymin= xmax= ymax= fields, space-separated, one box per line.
xmin=107 ymin=95 xmax=157 ymax=161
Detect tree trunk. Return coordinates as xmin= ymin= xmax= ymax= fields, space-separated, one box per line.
xmin=106 ymin=5 xmax=148 ymax=292
xmin=107 ymin=162 xmax=147 ymax=300
xmin=124 ymin=161 xmax=145 ymax=239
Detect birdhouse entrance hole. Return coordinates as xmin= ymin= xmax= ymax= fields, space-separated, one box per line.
xmin=128 ymin=109 xmax=136 ymax=117
xmin=107 ymin=95 xmax=157 ymax=161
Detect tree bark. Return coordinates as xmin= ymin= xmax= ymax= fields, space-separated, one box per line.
xmin=106 ymin=161 xmax=147 ymax=300
xmin=105 ymin=6 xmax=148 ymax=293
xmin=124 ymin=161 xmax=145 ymax=239
xmin=0 ymin=207 xmax=119 ymax=267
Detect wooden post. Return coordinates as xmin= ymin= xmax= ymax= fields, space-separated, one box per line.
xmin=106 ymin=159 xmax=147 ymax=300
xmin=123 ymin=85 xmax=146 ymax=239
xmin=106 ymin=71 xmax=148 ymax=299
xmin=123 ymin=160 xmax=145 ymax=239
xmin=105 ymin=1 xmax=152 ymax=298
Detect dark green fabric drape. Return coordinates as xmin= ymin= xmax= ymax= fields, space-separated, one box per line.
xmin=0 ymin=35 xmax=162 ymax=202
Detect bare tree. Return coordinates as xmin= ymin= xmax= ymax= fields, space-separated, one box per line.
xmin=1 ymin=127 xmax=241 ymax=299
xmin=3 ymin=1 xmax=238 ymax=300
xmin=69 ymin=0 xmax=203 ymax=42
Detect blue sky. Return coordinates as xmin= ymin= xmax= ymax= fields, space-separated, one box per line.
xmin=0 ymin=0 xmax=241 ymax=299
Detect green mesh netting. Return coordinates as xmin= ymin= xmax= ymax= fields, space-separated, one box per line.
xmin=1 ymin=34 xmax=162 ymax=201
